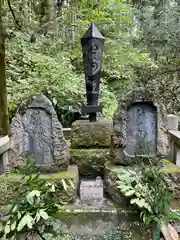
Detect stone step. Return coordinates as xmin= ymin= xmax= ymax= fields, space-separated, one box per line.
xmin=52 ymin=199 xmax=150 ymax=239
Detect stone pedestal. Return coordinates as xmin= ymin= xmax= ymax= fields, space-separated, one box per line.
xmin=70 ymin=120 xmax=113 ymax=178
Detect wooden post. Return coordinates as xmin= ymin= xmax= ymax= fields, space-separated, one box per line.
xmin=0 ymin=0 xmax=9 ymax=136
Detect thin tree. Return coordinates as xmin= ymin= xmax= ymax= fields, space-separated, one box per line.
xmin=0 ymin=0 xmax=9 ymax=136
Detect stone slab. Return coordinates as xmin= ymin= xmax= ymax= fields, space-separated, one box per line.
xmin=112 ymin=87 xmax=169 ymax=165
xmin=52 ymin=202 xmax=150 ymax=239
xmin=71 ymin=120 xmax=113 ymax=148
xmin=80 ymin=177 xmax=104 ymax=201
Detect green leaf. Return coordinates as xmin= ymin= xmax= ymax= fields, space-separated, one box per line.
xmin=17 ymin=214 xmax=34 ymax=231
xmin=4 ymin=225 xmax=11 ymax=235
xmin=61 ymin=179 xmax=67 ymax=191
xmin=51 ymin=184 xmax=55 ymax=192
xmin=39 ymin=209 xmax=49 ymax=220
xmin=35 ymin=212 xmax=41 ymax=223
xmin=26 ymin=190 xmax=41 ymax=205
xmin=120 ymin=186 xmax=132 ymax=193
xmin=128 ymin=170 xmax=136 ymax=175
xmin=138 ymin=199 xmax=145 ymax=208
xmin=125 ymin=190 xmax=135 ymax=197
xmin=68 ymin=179 xmax=75 ymax=189
xmin=18 ymin=212 xmax=21 ymax=219
xmin=130 ymin=198 xmax=140 ymax=205
xmin=11 ymin=221 xmax=16 ymax=231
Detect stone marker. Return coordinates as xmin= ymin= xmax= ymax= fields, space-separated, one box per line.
xmin=112 ymin=87 xmax=169 ymax=165
xmin=126 ymin=102 xmax=157 ymax=156
xmin=9 ymin=93 xmax=69 ymax=172
xmin=80 ymin=176 xmax=104 ymax=201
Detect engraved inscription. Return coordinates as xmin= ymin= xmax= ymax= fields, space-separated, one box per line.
xmin=22 ymin=109 xmax=53 ymax=165
xmin=84 ymin=39 xmax=103 ymax=76
xmin=80 ymin=179 xmax=104 ymax=201
xmin=125 ymin=102 xmax=157 ymax=156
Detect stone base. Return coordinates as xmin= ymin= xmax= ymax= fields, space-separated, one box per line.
xmin=70 ymin=149 xmax=111 ymax=178
xmin=48 ymin=201 xmax=150 ymax=239
xmin=0 ymin=165 xmax=79 ymax=207
xmin=70 ymin=120 xmax=113 ymax=148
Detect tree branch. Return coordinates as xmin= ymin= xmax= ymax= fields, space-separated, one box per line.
xmin=7 ymin=0 xmax=22 ymax=30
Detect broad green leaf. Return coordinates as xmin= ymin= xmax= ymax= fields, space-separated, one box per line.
xmin=120 ymin=186 xmax=132 ymax=193
xmin=17 ymin=214 xmax=34 ymax=231
xmin=128 ymin=170 xmax=136 ymax=175
xmin=26 ymin=190 xmax=41 ymax=205
xmin=138 ymin=199 xmax=145 ymax=208
xmin=4 ymin=225 xmax=10 ymax=235
xmin=130 ymin=198 xmax=140 ymax=205
xmin=39 ymin=209 xmax=49 ymax=220
xmin=28 ymin=190 xmax=41 ymax=197
xmin=26 ymin=215 xmax=34 ymax=229
xmin=35 ymin=212 xmax=41 ymax=223
xmin=26 ymin=195 xmax=34 ymax=205
xmin=11 ymin=221 xmax=16 ymax=231
xmin=18 ymin=212 xmax=21 ymax=219
xmin=125 ymin=190 xmax=135 ymax=196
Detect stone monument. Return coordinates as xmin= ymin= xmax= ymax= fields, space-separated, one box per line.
xmin=111 ymin=87 xmax=169 ymax=165
xmin=9 ymin=93 xmax=69 ymax=172
xmin=70 ymin=24 xmax=112 ymax=178
xmin=80 ymin=176 xmax=104 ymax=201
xmin=105 ymin=87 xmax=169 ymax=205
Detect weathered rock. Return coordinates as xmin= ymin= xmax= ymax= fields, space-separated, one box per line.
xmin=111 ymin=87 xmax=169 ymax=165
xmin=104 ymin=164 xmax=136 ymax=207
xmin=71 ymin=120 xmax=113 ymax=148
xmin=0 ymin=165 xmax=79 ymax=208
xmin=161 ymin=160 xmax=180 ymax=200
xmin=9 ymin=93 xmax=69 ymax=172
xmin=70 ymin=149 xmax=111 ymax=178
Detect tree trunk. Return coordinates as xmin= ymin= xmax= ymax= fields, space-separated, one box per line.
xmin=0 ymin=0 xmax=9 ymax=136
xmin=46 ymin=0 xmax=56 ymax=22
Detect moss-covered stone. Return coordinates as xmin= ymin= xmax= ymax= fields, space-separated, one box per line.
xmin=70 ymin=120 xmax=113 ymax=148
xmin=104 ymin=164 xmax=134 ymax=206
xmin=105 ymin=160 xmax=180 ymax=206
xmin=0 ymin=165 xmax=79 ymax=206
xmin=160 ymin=159 xmax=180 ymax=199
xmin=70 ymin=149 xmax=111 ymax=177
xmin=42 ymin=205 xmax=150 ymax=239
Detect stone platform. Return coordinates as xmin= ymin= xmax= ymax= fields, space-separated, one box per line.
xmin=0 ymin=165 xmax=79 ymax=216
xmin=51 ymin=199 xmax=150 ymax=239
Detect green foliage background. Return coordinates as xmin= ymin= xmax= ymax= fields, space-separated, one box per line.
xmin=2 ymin=0 xmax=180 ymax=126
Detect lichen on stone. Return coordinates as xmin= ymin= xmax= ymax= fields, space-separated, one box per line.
xmin=70 ymin=149 xmax=111 ymax=178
